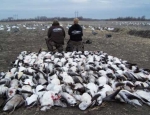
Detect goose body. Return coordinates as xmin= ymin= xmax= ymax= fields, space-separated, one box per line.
xmin=61 ymin=92 xmax=77 ymax=106
xmin=79 ymin=93 xmax=92 ymax=110
xmin=3 ymin=94 xmax=24 ymax=113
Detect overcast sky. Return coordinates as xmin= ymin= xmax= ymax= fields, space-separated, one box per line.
xmin=0 ymin=0 xmax=150 ymax=19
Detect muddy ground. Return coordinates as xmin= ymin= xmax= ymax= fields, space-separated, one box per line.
xmin=0 ymin=21 xmax=150 ymax=115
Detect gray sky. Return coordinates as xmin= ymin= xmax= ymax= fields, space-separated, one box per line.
xmin=0 ymin=0 xmax=150 ymax=19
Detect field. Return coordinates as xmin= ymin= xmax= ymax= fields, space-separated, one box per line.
xmin=0 ymin=21 xmax=150 ymax=115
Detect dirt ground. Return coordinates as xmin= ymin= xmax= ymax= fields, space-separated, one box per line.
xmin=0 ymin=21 xmax=150 ymax=115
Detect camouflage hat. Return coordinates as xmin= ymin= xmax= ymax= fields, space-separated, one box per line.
xmin=53 ymin=19 xmax=59 ymax=24
xmin=52 ymin=19 xmax=59 ymax=26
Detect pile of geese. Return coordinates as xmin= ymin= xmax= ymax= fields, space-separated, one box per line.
xmin=0 ymin=50 xmax=150 ymax=113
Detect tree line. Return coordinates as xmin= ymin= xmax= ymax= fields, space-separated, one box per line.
xmin=0 ymin=16 xmax=99 ymax=22
xmin=0 ymin=16 xmax=150 ymax=22
xmin=105 ymin=16 xmax=150 ymax=21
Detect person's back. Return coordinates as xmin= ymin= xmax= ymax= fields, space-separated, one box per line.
xmin=67 ymin=18 xmax=84 ymax=52
xmin=48 ymin=22 xmax=65 ymax=44
xmin=46 ymin=19 xmax=65 ymax=52
xmin=68 ymin=23 xmax=83 ymax=41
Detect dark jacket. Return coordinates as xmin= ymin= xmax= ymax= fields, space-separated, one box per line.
xmin=68 ymin=24 xmax=83 ymax=41
xmin=47 ymin=25 xmax=65 ymax=44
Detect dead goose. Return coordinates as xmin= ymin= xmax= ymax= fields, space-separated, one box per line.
xmin=116 ymin=90 xmax=143 ymax=106
xmin=79 ymin=93 xmax=92 ymax=110
xmin=60 ymin=72 xmax=74 ymax=85
xmin=0 ymin=84 xmax=9 ymax=97
xmin=35 ymin=85 xmax=46 ymax=98
xmin=85 ymin=82 xmax=98 ymax=97
xmin=60 ymin=92 xmax=77 ymax=106
xmin=46 ymin=84 xmax=62 ymax=94
xmin=40 ymin=91 xmax=55 ymax=111
xmin=25 ymin=94 xmax=38 ymax=108
xmin=2 ymin=94 xmax=24 ymax=113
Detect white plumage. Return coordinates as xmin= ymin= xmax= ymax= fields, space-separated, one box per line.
xmin=0 ymin=50 xmax=150 ymax=112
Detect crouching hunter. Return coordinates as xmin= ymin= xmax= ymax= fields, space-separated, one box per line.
xmin=46 ymin=19 xmax=65 ymax=52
